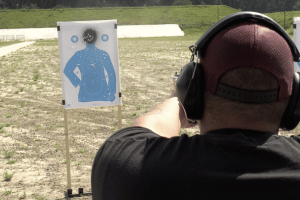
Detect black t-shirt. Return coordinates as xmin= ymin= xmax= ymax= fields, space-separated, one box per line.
xmin=92 ymin=127 xmax=300 ymax=200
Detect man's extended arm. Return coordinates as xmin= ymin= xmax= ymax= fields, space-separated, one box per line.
xmin=133 ymin=97 xmax=181 ymax=138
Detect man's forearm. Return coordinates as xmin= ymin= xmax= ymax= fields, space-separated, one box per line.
xmin=133 ymin=97 xmax=181 ymax=138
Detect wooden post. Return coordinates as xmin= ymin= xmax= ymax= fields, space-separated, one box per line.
xmin=64 ymin=109 xmax=72 ymax=190
xmin=118 ymin=104 xmax=122 ymax=130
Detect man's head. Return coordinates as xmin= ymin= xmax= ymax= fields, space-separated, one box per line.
xmin=199 ymin=21 xmax=294 ymax=134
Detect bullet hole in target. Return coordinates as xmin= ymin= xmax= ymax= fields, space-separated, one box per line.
xmin=83 ymin=28 xmax=97 ymax=44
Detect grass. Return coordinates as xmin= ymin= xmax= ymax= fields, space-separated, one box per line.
xmin=7 ymin=159 xmax=17 ymax=164
xmin=3 ymin=171 xmax=15 ymax=181
xmin=0 ymin=123 xmax=10 ymax=129
xmin=0 ymin=41 xmax=23 ymax=47
xmin=31 ymin=193 xmax=46 ymax=200
xmin=32 ymin=69 xmax=41 ymax=82
xmin=0 ymin=5 xmax=239 ymax=35
xmin=35 ymin=124 xmax=42 ymax=131
xmin=3 ymin=150 xmax=15 ymax=159
xmin=79 ymin=149 xmax=85 ymax=154
xmin=265 ymin=11 xmax=296 ymax=36
xmin=4 ymin=188 xmax=12 ymax=196
xmin=0 ymin=6 xmax=297 ymax=37
xmin=54 ymin=142 xmax=61 ymax=150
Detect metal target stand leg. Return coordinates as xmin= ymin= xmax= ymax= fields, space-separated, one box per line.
xmin=65 ymin=188 xmax=92 ymax=198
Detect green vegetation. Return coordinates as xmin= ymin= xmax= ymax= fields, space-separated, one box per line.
xmin=4 ymin=188 xmax=12 ymax=196
xmin=0 ymin=6 xmax=298 ymax=36
xmin=3 ymin=150 xmax=15 ymax=159
xmin=3 ymin=171 xmax=15 ymax=181
xmin=266 ymin=11 xmax=296 ymax=36
xmin=0 ymin=123 xmax=10 ymax=130
xmin=76 ymin=161 xmax=82 ymax=166
xmin=0 ymin=41 xmax=23 ymax=47
xmin=54 ymin=142 xmax=61 ymax=150
xmin=31 ymin=193 xmax=46 ymax=200
xmin=32 ymin=40 xmax=58 ymax=46
xmin=7 ymin=159 xmax=17 ymax=164
xmin=0 ymin=5 xmax=239 ymax=35
xmin=32 ymin=69 xmax=41 ymax=82
xmin=79 ymin=149 xmax=85 ymax=154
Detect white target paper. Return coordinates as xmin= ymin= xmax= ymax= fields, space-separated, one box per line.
xmin=58 ymin=20 xmax=121 ymax=109
xmin=294 ymin=17 xmax=300 ymax=73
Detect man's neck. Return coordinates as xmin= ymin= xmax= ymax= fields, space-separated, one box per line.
xmin=198 ymin=115 xmax=280 ymax=135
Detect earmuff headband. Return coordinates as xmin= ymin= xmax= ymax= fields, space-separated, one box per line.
xmin=191 ymin=12 xmax=300 ymax=62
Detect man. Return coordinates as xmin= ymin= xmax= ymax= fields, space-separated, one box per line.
xmin=92 ymin=13 xmax=300 ymax=199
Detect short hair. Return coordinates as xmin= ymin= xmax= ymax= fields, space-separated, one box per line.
xmin=204 ymin=67 xmax=290 ymax=125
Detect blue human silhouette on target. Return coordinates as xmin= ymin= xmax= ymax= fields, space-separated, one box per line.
xmin=64 ymin=29 xmax=116 ymax=102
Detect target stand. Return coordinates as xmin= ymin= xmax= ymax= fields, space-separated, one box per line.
xmin=62 ymin=104 xmax=122 ymax=199
xmin=58 ymin=20 xmax=122 ymax=199
xmin=62 ymin=108 xmax=93 ymax=198
xmin=62 ymin=107 xmax=93 ymax=198
xmin=65 ymin=188 xmax=92 ymax=198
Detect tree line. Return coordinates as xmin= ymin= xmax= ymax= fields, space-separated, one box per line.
xmin=1 ymin=0 xmax=300 ymax=13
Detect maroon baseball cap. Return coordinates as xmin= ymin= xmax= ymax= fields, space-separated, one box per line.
xmin=201 ymin=21 xmax=294 ymax=102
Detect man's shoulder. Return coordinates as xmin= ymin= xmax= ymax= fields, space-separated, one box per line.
xmin=107 ymin=126 xmax=160 ymax=141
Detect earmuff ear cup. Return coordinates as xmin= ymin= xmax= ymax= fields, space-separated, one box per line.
xmin=176 ymin=62 xmax=204 ymax=121
xmin=176 ymin=62 xmax=195 ymax=105
xmin=280 ymin=72 xmax=300 ymax=131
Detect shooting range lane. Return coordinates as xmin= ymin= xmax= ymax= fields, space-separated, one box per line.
xmin=0 ymin=41 xmax=36 ymax=57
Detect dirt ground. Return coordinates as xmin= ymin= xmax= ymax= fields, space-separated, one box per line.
xmin=0 ymin=37 xmax=298 ymax=200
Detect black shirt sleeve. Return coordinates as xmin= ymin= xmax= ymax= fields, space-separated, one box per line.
xmin=91 ymin=126 xmax=161 ymax=200
xmin=103 ymin=126 xmax=160 ymax=141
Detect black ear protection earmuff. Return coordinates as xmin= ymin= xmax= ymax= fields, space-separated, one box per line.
xmin=175 ymin=11 xmax=300 ymax=131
